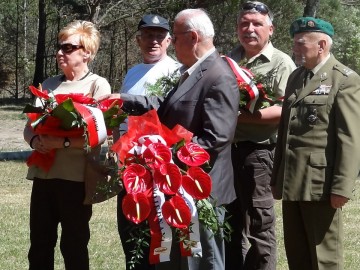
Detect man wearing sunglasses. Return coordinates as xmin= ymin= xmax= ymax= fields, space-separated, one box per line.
xmin=116 ymin=14 xmax=179 ymax=270
xmin=226 ymin=2 xmax=296 ymax=270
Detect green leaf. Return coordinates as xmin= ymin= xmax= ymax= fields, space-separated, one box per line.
xmin=22 ymin=104 xmax=45 ymax=114
xmin=51 ymin=100 xmax=81 ymax=130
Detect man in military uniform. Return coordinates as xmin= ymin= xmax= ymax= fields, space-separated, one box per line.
xmin=271 ymin=17 xmax=360 ymax=270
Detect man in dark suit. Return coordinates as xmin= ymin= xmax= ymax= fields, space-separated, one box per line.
xmin=103 ymin=8 xmax=239 ymax=270
xmin=271 ymin=17 xmax=360 ymax=270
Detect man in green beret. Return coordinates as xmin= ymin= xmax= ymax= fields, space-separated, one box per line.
xmin=271 ymin=17 xmax=360 ymax=269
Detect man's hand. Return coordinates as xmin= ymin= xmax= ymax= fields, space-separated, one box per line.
xmin=330 ymin=194 xmax=349 ymax=209
xmin=96 ymin=93 xmax=121 ymax=102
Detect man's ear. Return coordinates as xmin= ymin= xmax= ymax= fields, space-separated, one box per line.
xmin=318 ymin=39 xmax=326 ymax=53
xmin=165 ymin=36 xmax=171 ymax=48
xmin=191 ymin=30 xmax=198 ymax=45
xmin=269 ymin=24 xmax=274 ymax=37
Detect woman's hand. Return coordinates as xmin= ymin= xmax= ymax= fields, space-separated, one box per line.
xmin=36 ymin=135 xmax=64 ymax=152
xmin=30 ymin=135 xmax=57 ymax=153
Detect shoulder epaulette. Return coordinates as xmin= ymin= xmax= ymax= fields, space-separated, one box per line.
xmin=334 ymin=64 xmax=354 ymax=76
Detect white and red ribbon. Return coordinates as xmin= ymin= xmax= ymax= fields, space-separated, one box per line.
xmin=223 ymin=56 xmax=260 ymax=113
xmin=149 ymin=183 xmax=173 ymax=264
xmin=178 ymin=187 xmax=202 ymax=257
xmin=73 ymin=103 xmax=107 ymax=147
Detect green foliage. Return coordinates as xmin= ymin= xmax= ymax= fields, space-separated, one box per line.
xmin=196 ymin=199 xmax=233 ymax=242
xmin=102 ymin=105 xmax=128 ymax=128
xmin=144 ymin=69 xmax=180 ymax=97
xmin=125 ymin=224 xmax=151 ymax=270
xmin=2 ymin=0 xmax=360 ymax=98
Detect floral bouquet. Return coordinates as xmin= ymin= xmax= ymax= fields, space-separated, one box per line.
xmin=111 ymin=109 xmax=229 ymax=267
xmin=24 ymin=85 xmax=125 ymax=172
xmin=223 ymin=56 xmax=283 ymax=112
xmin=24 ymin=85 xmax=126 ymax=203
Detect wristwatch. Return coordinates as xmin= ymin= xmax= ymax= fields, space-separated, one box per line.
xmin=63 ymin=137 xmax=71 ymax=148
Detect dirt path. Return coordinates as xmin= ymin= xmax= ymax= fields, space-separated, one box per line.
xmin=0 ymin=106 xmax=30 ymax=151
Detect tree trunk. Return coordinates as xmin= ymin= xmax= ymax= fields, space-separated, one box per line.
xmin=303 ymin=0 xmax=319 ymax=17
xmin=15 ymin=0 xmax=19 ymax=99
xmin=32 ymin=0 xmax=46 ymax=87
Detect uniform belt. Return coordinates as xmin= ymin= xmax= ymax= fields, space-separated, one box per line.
xmin=232 ymin=141 xmax=276 ymax=151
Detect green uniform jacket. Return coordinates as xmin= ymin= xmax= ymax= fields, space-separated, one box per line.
xmin=271 ymin=55 xmax=360 ymax=201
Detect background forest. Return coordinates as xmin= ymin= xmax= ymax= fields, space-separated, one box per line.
xmin=1 ymin=0 xmax=360 ymax=100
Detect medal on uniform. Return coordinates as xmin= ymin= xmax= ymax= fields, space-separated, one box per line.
xmin=307 ymin=108 xmax=318 ymax=124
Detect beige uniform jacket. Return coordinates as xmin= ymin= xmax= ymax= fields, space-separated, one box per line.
xmin=271 ymin=55 xmax=360 ymax=201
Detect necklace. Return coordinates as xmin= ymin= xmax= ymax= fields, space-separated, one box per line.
xmin=62 ymin=70 xmax=92 ymax=81
xmin=78 ymin=70 xmax=92 ymax=81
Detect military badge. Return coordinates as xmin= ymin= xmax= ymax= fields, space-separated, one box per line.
xmin=152 ymin=16 xmax=160 ymax=24
xmin=307 ymin=20 xmax=315 ymax=27
xmin=307 ymin=108 xmax=318 ymax=124
xmin=311 ymin=84 xmax=332 ymax=95
xmin=320 ymin=72 xmax=327 ymax=81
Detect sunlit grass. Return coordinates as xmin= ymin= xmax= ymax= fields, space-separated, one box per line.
xmin=0 ymin=161 xmax=359 ymax=269
xmin=0 ymin=161 xmax=125 ymax=270
xmin=274 ymin=179 xmax=360 ymax=269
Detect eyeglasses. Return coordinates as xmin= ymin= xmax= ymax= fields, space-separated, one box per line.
xmin=242 ymin=2 xmax=269 ymax=14
xmin=57 ymin=43 xmax=84 ymax=54
xmin=171 ymin=31 xmax=192 ymax=44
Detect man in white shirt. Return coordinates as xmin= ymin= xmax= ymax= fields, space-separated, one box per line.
xmin=117 ymin=14 xmax=179 ymax=270
xmin=121 ymin=14 xmax=179 ymax=95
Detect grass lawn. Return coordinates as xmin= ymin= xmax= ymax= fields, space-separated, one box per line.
xmin=0 ymin=161 xmax=125 ymax=269
xmin=0 ymin=160 xmax=359 ymax=269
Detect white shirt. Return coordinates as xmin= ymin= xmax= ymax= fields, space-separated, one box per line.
xmin=121 ymin=55 xmax=180 ymax=95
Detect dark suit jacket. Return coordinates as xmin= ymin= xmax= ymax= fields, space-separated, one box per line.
xmin=121 ymin=50 xmax=240 ymax=205
xmin=271 ymin=54 xmax=360 ymax=201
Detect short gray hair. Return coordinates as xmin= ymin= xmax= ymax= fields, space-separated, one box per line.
xmin=175 ymin=9 xmax=215 ymax=39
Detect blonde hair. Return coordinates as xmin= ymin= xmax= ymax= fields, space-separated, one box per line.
xmin=58 ymin=20 xmax=100 ymax=61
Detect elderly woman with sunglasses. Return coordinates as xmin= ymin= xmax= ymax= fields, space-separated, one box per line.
xmin=23 ymin=20 xmax=111 ymax=270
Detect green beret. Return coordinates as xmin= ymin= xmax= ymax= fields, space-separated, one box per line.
xmin=289 ymin=17 xmax=334 ymax=37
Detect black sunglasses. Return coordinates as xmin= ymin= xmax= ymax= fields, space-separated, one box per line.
xmin=242 ymin=2 xmax=269 ymax=15
xmin=241 ymin=2 xmax=273 ymax=21
xmin=57 ymin=43 xmax=84 ymax=53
